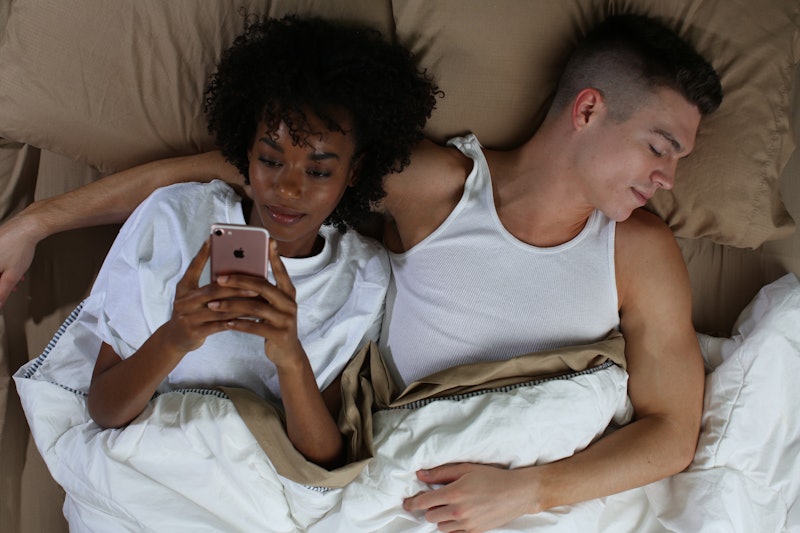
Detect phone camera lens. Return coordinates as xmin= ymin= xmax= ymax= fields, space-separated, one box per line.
xmin=214 ymin=229 xmax=223 ymax=236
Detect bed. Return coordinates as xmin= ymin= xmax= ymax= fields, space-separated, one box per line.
xmin=11 ymin=273 xmax=800 ymax=532
xmin=1 ymin=1 xmax=799 ymax=532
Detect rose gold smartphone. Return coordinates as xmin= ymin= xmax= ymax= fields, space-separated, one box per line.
xmin=209 ymin=223 xmax=269 ymax=281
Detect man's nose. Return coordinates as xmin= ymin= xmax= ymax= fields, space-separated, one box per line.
xmin=653 ymin=160 xmax=678 ymax=190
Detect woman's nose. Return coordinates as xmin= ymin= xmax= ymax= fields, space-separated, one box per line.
xmin=275 ymin=168 xmax=302 ymax=199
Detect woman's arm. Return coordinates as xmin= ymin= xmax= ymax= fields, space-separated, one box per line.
xmin=88 ymin=336 xmax=190 ymax=429
xmin=88 ymin=240 xmax=257 ymax=428
xmin=270 ymin=342 xmax=345 ymax=468
xmin=216 ymin=240 xmax=345 ymax=468
xmin=0 ymin=151 xmax=243 ymax=306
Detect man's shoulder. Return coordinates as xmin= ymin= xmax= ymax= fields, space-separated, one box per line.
xmin=616 ymin=208 xmax=674 ymax=245
xmin=383 ymin=140 xmax=472 ymax=203
xmin=413 ymin=138 xmax=470 ymax=166
xmin=614 ymin=208 xmax=688 ymax=303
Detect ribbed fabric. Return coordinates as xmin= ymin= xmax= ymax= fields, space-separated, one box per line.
xmin=379 ymin=134 xmax=619 ymax=386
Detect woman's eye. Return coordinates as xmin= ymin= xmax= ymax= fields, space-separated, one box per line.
xmin=307 ymin=170 xmax=331 ymax=178
xmin=649 ymin=145 xmax=663 ymax=157
xmin=258 ymin=157 xmax=281 ymax=167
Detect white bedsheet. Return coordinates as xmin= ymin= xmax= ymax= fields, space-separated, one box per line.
xmin=14 ymin=273 xmax=800 ymax=532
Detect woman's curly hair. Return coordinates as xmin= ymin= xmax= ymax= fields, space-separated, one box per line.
xmin=204 ymin=15 xmax=441 ymax=230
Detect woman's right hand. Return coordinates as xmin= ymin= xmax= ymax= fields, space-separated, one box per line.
xmin=159 ymin=238 xmax=260 ymax=353
xmin=89 ymin=237 xmax=260 ymax=428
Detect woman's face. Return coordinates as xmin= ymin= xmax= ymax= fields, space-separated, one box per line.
xmin=246 ymin=112 xmax=358 ymax=258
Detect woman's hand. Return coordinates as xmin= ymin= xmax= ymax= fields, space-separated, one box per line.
xmin=213 ymin=239 xmax=304 ymax=367
xmin=88 ymin=238 xmax=262 ymax=428
xmin=216 ymin=239 xmax=344 ymax=466
xmin=161 ymin=238 xmax=261 ymax=353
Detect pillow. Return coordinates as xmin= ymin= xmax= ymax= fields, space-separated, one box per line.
xmin=0 ymin=140 xmax=38 ymax=220
xmin=392 ymin=0 xmax=799 ymax=248
xmin=0 ymin=1 xmax=796 ymax=248
xmin=0 ymin=0 xmax=393 ymax=173
xmin=0 ymin=0 xmax=11 ymax=37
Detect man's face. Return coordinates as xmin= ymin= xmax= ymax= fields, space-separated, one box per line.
xmin=580 ymin=87 xmax=702 ymax=222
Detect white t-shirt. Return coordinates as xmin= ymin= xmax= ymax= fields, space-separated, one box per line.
xmin=78 ymin=180 xmax=389 ymax=400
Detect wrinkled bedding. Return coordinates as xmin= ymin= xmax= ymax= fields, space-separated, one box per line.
xmin=14 ymin=273 xmax=800 ymax=532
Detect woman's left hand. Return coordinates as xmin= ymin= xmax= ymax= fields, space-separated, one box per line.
xmin=212 ymin=239 xmax=304 ymax=367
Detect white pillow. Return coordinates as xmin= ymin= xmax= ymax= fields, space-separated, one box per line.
xmin=649 ymin=273 xmax=800 ymax=531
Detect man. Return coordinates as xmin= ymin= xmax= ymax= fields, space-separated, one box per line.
xmin=390 ymin=15 xmax=720 ymax=531
xmin=0 ymin=13 xmax=721 ymax=532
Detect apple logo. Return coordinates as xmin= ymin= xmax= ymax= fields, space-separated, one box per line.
xmin=234 ymin=248 xmax=245 ymax=259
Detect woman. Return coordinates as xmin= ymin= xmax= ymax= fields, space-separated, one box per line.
xmin=57 ymin=15 xmax=438 ymax=468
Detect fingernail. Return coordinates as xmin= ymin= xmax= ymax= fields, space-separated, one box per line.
xmin=208 ymin=301 xmax=220 ymax=309
xmin=217 ymin=275 xmax=229 ymax=283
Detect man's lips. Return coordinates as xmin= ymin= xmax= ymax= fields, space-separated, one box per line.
xmin=266 ymin=205 xmax=305 ymax=225
xmin=632 ymin=188 xmax=652 ymax=206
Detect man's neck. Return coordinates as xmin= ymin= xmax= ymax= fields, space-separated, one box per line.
xmin=487 ymin=135 xmax=594 ymax=247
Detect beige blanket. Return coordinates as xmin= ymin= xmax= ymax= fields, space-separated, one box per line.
xmin=222 ymin=331 xmax=625 ymax=488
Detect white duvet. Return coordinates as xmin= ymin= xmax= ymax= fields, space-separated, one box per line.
xmin=14 ymin=273 xmax=800 ymax=532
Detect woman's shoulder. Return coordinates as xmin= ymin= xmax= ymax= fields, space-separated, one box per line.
xmin=145 ymin=180 xmax=238 ymax=207
xmin=324 ymin=226 xmax=386 ymax=257
xmin=130 ymin=180 xmax=240 ymax=226
xmin=322 ymin=227 xmax=389 ymax=277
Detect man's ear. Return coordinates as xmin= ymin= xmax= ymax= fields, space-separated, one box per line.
xmin=571 ymin=88 xmax=605 ymax=130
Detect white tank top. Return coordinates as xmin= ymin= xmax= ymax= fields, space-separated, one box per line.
xmin=379 ymin=134 xmax=620 ymax=386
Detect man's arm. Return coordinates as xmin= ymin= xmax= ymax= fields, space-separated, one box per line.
xmin=0 ymin=151 xmax=243 ymax=306
xmin=403 ymin=209 xmax=705 ymax=531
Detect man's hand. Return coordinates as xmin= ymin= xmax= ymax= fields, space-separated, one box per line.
xmin=0 ymin=150 xmax=247 ymax=310
xmin=0 ymin=212 xmax=40 ymax=307
xmin=403 ymin=463 xmax=537 ymax=533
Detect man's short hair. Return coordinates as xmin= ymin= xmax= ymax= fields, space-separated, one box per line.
xmin=550 ymin=14 xmax=723 ymax=120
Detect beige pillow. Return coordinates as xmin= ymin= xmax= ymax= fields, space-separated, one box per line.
xmin=0 ymin=0 xmax=796 ymax=248
xmin=393 ymin=0 xmax=799 ymax=248
xmin=0 ymin=140 xmax=38 ymax=220
xmin=0 ymin=0 xmax=393 ymax=173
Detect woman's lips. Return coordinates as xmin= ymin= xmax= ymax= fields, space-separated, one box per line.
xmin=266 ymin=205 xmax=304 ymax=225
